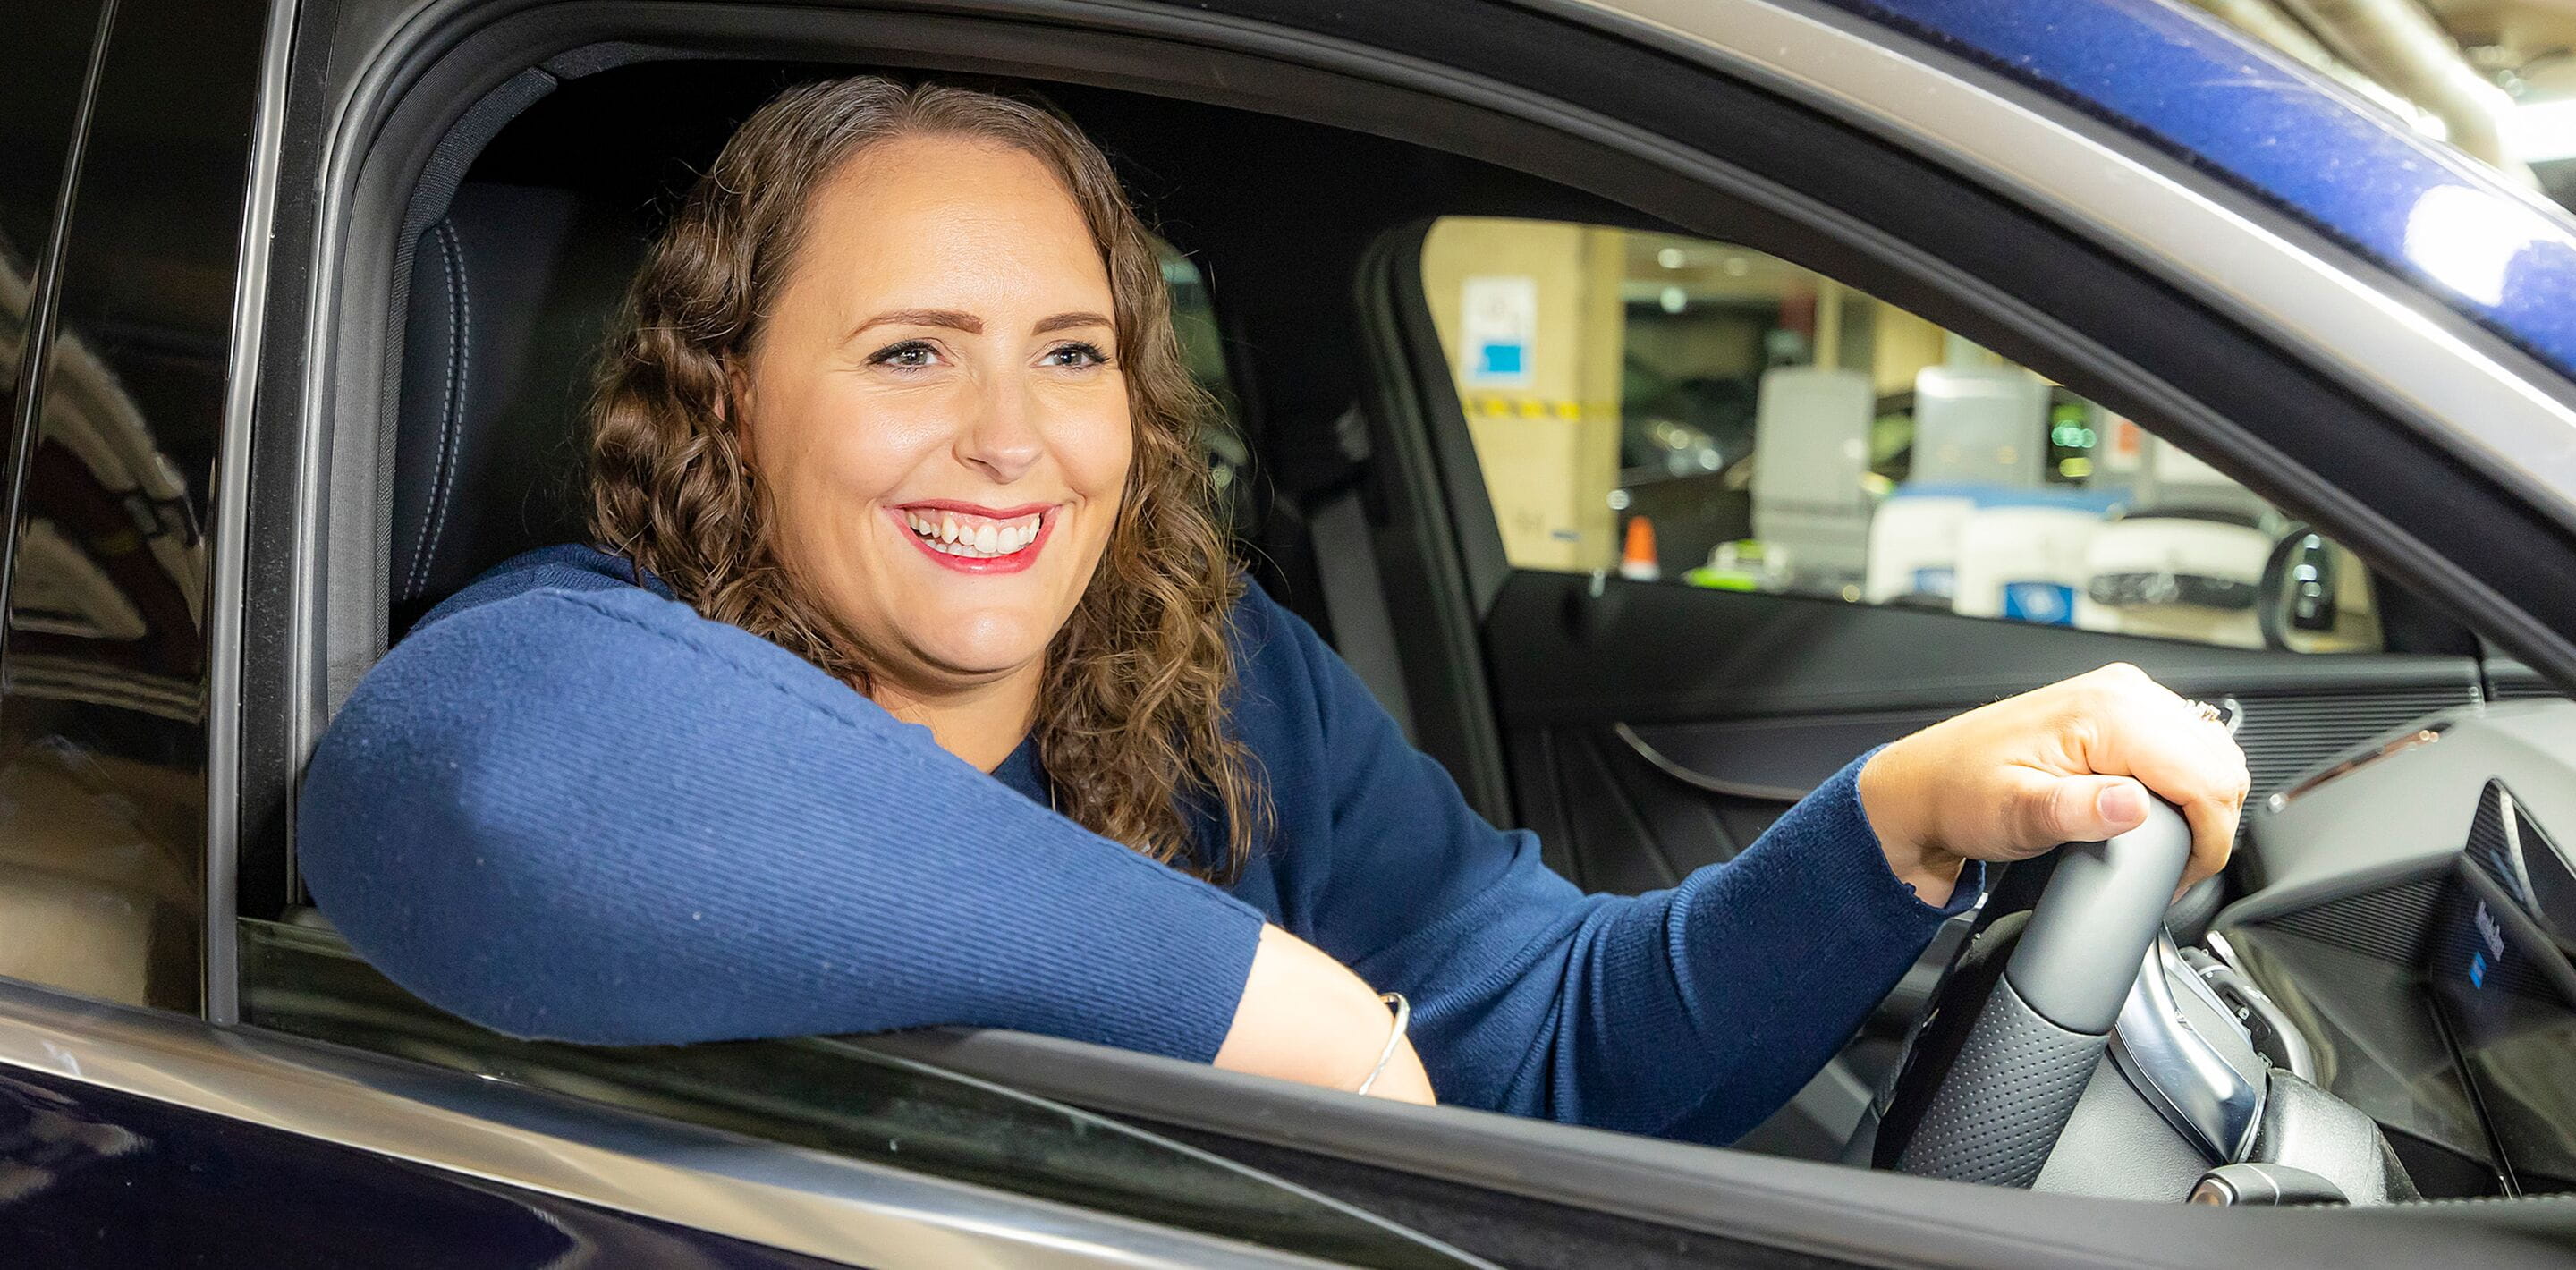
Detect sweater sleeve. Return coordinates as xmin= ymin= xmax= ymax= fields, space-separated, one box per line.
xmin=1241 ymin=589 xmax=1981 ymax=1144
xmin=296 ymin=578 xmax=1265 ymax=1061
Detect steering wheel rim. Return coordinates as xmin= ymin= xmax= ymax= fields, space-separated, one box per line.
xmin=1869 ymin=800 xmax=2194 ymax=1186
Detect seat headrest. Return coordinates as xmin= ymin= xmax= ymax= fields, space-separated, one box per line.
xmin=390 ymin=182 xmax=640 ymax=628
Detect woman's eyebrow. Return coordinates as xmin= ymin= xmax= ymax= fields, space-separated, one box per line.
xmin=850 ymin=308 xmax=982 ymax=337
xmin=1033 ymin=311 xmax=1114 ymax=334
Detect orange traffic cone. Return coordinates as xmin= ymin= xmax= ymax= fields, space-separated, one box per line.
xmin=1618 ymin=515 xmax=1659 ymax=582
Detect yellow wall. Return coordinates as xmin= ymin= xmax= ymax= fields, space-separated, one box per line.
xmin=1421 ymin=219 xmax=1625 ymax=572
xmin=1871 ymin=303 xmax=1948 ymax=398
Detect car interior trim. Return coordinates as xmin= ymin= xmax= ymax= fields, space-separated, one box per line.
xmin=1363 ymin=224 xmax=1515 ymax=620
xmin=1354 ymin=224 xmax=1519 ymax=821
xmin=2111 ymin=934 xmax=2266 ymax=1163
xmin=0 ymin=975 xmax=1358 ymax=1270
xmin=1611 ymin=721 xmax=1810 ymax=803
xmin=202 ymin=0 xmax=300 ymax=1029
xmin=2227 ymin=702 xmax=2576 ymax=926
xmin=2269 ymin=723 xmax=2451 ymax=812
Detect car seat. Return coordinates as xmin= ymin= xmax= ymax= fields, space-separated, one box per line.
xmin=389 ymin=180 xmax=648 ymax=635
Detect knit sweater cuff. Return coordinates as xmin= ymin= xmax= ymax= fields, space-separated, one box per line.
xmin=1042 ymin=873 xmax=1266 ymax=1063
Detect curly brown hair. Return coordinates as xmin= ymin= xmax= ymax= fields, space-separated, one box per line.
xmin=587 ymin=76 xmax=1267 ymax=882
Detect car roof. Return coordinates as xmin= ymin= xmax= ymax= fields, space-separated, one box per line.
xmin=1787 ymin=0 xmax=2576 ymax=385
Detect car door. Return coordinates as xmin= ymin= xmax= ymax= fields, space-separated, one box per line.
xmin=189 ymin=0 xmax=2576 ymax=1266
xmin=0 ymin=1 xmax=767 ymax=1264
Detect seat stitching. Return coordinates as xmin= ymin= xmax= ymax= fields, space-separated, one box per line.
xmin=412 ymin=221 xmax=470 ymax=599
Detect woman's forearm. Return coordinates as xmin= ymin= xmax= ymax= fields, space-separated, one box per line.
xmin=1215 ymin=925 xmax=1434 ymax=1104
xmin=300 ymin=579 xmax=1271 ymax=1059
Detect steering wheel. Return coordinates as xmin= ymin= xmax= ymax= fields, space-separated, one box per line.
xmin=1868 ymin=800 xmax=2194 ymax=1186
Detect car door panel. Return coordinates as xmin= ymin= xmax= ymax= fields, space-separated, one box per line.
xmin=1487 ymin=570 xmax=2484 ymax=893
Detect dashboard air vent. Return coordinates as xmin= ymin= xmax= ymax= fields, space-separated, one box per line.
xmin=2233 ymin=684 xmax=2477 ymax=804
xmin=2258 ymin=873 xmax=2447 ymax=965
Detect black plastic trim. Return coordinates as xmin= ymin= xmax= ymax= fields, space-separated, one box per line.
xmin=1353 ymin=224 xmax=1516 ymax=825
xmin=865 ymin=1028 xmax=2576 ymax=1269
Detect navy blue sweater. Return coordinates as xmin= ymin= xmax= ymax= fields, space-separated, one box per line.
xmin=299 ymin=546 xmax=1977 ymax=1144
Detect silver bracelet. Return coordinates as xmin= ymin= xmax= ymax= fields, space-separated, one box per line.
xmin=1352 ymin=992 xmax=1411 ymax=1096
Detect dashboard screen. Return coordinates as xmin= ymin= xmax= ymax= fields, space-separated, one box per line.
xmin=2427 ymin=862 xmax=2576 ymax=1194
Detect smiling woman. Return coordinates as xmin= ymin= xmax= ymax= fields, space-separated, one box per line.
xmin=295 ymin=74 xmax=2249 ymax=1144
xmin=587 ymin=82 xmax=1260 ymax=859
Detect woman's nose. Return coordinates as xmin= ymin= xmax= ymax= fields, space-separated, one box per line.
xmin=956 ymin=375 xmax=1045 ymax=484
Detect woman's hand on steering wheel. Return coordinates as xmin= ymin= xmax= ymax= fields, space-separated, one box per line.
xmin=1856 ymin=663 xmax=2251 ymax=908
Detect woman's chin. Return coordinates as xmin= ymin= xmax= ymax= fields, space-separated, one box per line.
xmin=902 ymin=619 xmax=1056 ymax=684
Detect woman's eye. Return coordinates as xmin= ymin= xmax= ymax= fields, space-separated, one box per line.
xmin=1043 ymin=341 xmax=1110 ymax=369
xmin=868 ymin=341 xmax=941 ymax=369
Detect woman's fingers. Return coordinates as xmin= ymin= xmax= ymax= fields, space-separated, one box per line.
xmin=2015 ymin=770 xmax=2153 ymax=847
xmin=2071 ymin=666 xmax=2250 ymax=888
xmin=1860 ymin=662 xmax=2250 ymax=895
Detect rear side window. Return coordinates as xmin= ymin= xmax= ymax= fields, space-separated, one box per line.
xmin=1419 ymin=216 xmax=2385 ymax=654
xmin=0 ymin=1 xmax=141 ymax=1003
xmin=0 ymin=4 xmax=106 ymax=415
xmin=0 ymin=0 xmax=270 ymax=1012
xmin=1161 ymin=241 xmax=1252 ymax=527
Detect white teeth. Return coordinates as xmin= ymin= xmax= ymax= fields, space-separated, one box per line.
xmin=902 ymin=509 xmax=1046 ymax=558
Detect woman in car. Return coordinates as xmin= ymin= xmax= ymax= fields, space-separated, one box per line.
xmin=300 ymin=76 xmax=2249 ymax=1133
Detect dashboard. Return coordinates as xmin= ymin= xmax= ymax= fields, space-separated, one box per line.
xmin=2219 ymin=700 xmax=2576 ymax=1198
xmin=2427 ymin=786 xmax=2576 ymax=1193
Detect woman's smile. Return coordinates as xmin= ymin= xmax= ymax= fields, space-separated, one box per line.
xmin=888 ymin=500 xmax=1060 ymax=574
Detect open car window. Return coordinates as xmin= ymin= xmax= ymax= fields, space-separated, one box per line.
xmin=1418 ymin=216 xmax=2389 ymax=655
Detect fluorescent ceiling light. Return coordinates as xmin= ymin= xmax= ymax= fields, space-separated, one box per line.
xmin=2505 ymin=96 xmax=2576 ymax=164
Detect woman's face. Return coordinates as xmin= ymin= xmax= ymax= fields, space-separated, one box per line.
xmin=737 ymin=136 xmax=1131 ymax=701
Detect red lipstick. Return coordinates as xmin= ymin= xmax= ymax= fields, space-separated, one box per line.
xmin=888 ymin=503 xmax=1057 ymax=575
